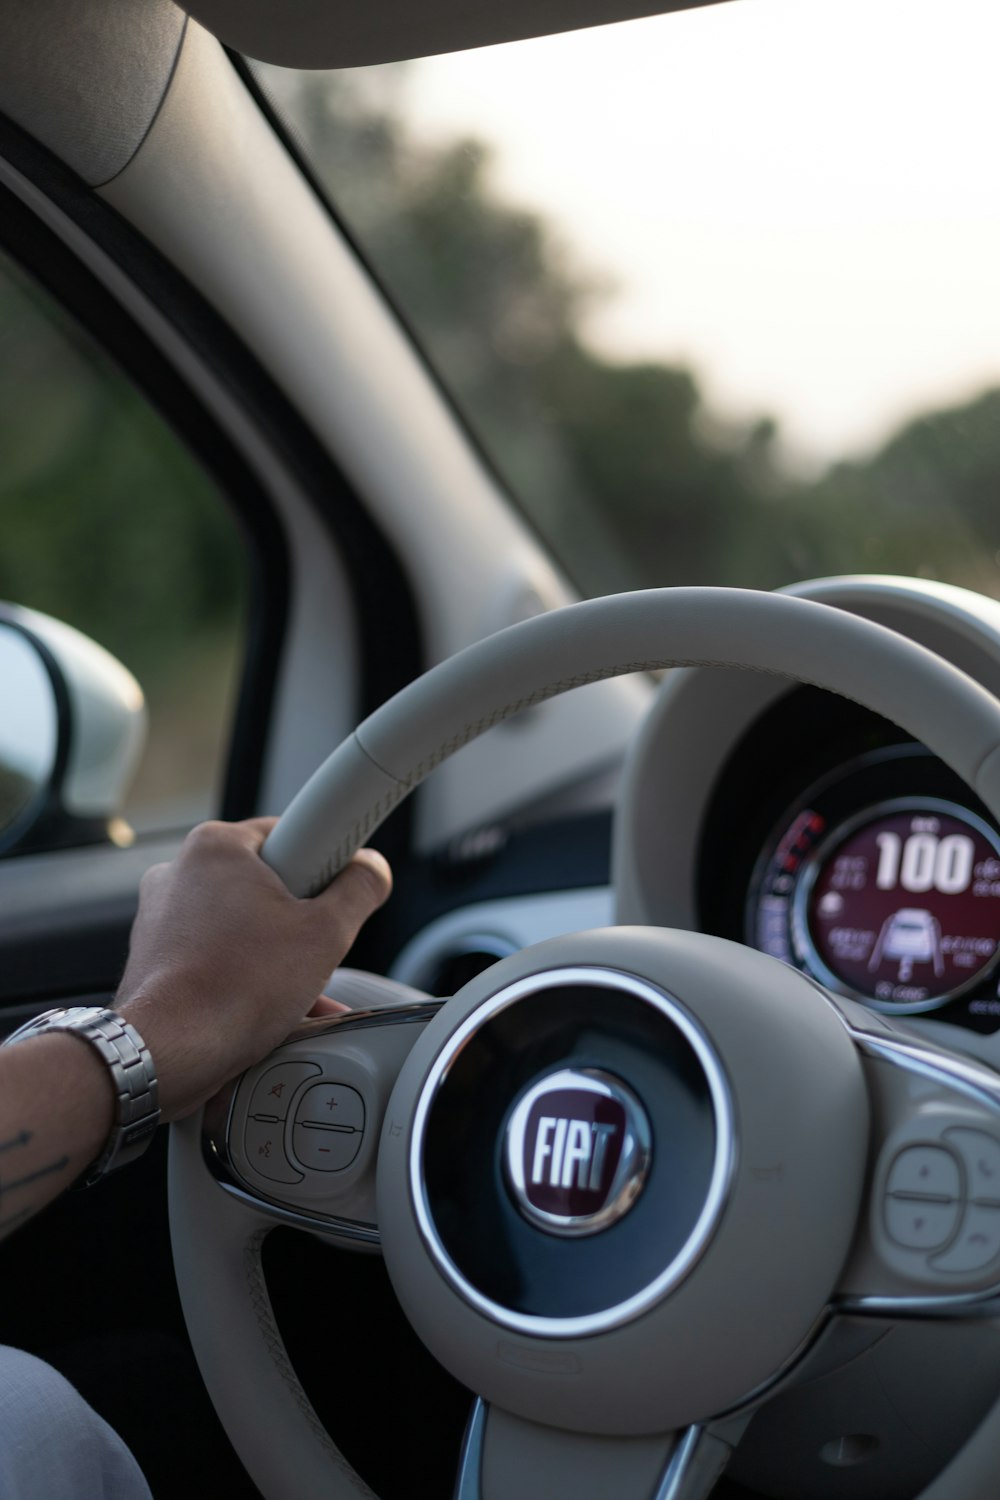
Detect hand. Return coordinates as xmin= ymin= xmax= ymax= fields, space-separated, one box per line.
xmin=115 ymin=819 xmax=392 ymax=1120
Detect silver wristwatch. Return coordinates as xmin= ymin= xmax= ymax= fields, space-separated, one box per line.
xmin=2 ymin=1007 xmax=160 ymax=1186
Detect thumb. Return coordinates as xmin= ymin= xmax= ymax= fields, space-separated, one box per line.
xmin=309 ymin=848 xmax=393 ymax=953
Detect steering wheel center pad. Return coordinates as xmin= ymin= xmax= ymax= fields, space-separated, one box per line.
xmin=415 ymin=966 xmax=722 ymax=1323
xmin=261 ymin=587 xmax=1000 ymax=898
xmin=378 ymin=926 xmax=868 ymax=1434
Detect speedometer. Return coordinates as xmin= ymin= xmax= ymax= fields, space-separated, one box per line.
xmin=754 ymin=796 xmax=1000 ymax=1013
xmin=798 ymin=800 xmax=1000 ymax=1008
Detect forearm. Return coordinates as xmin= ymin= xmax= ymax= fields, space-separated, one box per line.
xmin=0 ymin=823 xmax=390 ymax=1244
xmin=0 ymin=1032 xmax=114 ymax=1241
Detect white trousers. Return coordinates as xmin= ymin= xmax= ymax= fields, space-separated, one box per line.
xmin=0 ymin=1347 xmax=152 ymax=1499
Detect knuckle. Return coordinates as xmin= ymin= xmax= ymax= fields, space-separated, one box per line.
xmin=185 ymin=819 xmax=227 ymax=850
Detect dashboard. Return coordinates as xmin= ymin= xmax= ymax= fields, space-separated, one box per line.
xmin=395 ymin=576 xmax=1000 ymax=1056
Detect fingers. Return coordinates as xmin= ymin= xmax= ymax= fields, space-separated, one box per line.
xmin=307 ymin=995 xmax=353 ymax=1018
xmin=232 ymin=816 xmax=280 ymax=850
xmin=116 ymin=823 xmax=394 ymax=1119
xmin=158 ymin=820 xmax=392 ymax=937
xmin=137 ymin=861 xmax=168 ymax=898
xmin=311 ymin=848 xmax=393 ymax=951
xmin=180 ymin=817 xmax=279 ymax=859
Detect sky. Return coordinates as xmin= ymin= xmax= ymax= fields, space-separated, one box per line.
xmin=378 ymin=0 xmax=1000 ymax=470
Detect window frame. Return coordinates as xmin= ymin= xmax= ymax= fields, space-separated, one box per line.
xmin=0 ymin=109 xmax=424 ymax=830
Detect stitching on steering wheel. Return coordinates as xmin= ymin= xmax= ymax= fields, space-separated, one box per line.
xmin=242 ymin=1229 xmax=378 ymax=1496
xmin=311 ymin=781 xmax=411 ymax=895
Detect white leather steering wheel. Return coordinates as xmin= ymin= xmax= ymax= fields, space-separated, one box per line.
xmin=170 ymin=587 xmax=1000 ymax=1500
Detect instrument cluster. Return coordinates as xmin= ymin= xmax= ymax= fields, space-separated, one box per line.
xmin=696 ymin=686 xmax=1000 ymax=1032
xmin=612 ymin=579 xmax=1000 ymax=1037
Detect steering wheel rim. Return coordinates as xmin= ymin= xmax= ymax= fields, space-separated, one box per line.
xmin=170 ymin=586 xmax=1000 ymax=1500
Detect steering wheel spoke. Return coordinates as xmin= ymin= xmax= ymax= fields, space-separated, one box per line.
xmin=202 ymin=1000 xmax=439 ymax=1245
xmin=454 ymin=1401 xmax=735 ymax=1500
xmin=835 ymin=1003 xmax=1000 ymax=1317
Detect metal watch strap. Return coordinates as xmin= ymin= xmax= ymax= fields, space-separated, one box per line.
xmin=2 ymin=1007 xmax=160 ymax=1186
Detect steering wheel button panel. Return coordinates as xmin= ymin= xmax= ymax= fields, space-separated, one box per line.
xmin=248 ymin=1060 xmax=321 ymax=1120
xmin=295 ymin=1082 xmax=365 ymax=1130
xmin=884 ymin=1196 xmax=960 ymax=1251
xmin=840 ymin=1029 xmax=1000 ymax=1306
xmin=243 ymin=1118 xmax=303 ymax=1185
xmin=291 ymin=1121 xmax=363 ymax=1172
xmin=212 ymin=1010 xmax=434 ymax=1244
xmin=885 ymin=1144 xmax=962 ymax=1199
xmin=945 ymin=1128 xmax=1000 ymax=1201
xmin=931 ymin=1204 xmax=1000 ymax=1273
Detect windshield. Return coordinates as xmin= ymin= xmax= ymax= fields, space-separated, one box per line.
xmin=252 ymin=0 xmax=1000 ymax=600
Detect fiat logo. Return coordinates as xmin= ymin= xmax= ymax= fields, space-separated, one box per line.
xmin=504 ymin=1068 xmax=652 ymax=1236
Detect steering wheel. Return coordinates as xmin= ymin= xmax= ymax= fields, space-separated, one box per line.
xmin=171 ymin=587 xmax=1000 ymax=1500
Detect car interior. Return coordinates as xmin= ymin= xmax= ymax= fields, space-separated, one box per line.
xmin=4 ymin=1 xmax=1000 ymax=1498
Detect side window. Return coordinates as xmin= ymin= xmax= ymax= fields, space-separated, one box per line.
xmin=0 ymin=249 xmax=248 ymax=837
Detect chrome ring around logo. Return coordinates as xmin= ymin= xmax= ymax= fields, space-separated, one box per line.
xmin=409 ymin=966 xmax=735 ymax=1339
xmin=504 ymin=1068 xmax=651 ymax=1237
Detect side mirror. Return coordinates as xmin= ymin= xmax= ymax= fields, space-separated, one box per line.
xmin=0 ymin=604 xmax=147 ymax=856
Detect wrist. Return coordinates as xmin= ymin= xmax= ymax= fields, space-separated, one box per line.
xmin=2 ymin=1007 xmax=160 ymax=1185
xmin=116 ymin=982 xmax=228 ymax=1122
xmin=17 ymin=1031 xmax=115 ymax=1168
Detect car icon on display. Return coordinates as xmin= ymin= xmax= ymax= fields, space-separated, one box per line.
xmin=869 ymin=908 xmax=945 ymax=981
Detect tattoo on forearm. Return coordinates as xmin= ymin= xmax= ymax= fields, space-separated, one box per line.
xmin=0 ymin=1130 xmax=32 ymax=1153
xmin=0 ymin=1131 xmax=69 ymax=1236
xmin=1 ymin=1158 xmax=70 ymax=1195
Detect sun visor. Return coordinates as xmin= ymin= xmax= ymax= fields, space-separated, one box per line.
xmin=184 ymin=0 xmax=724 ymax=69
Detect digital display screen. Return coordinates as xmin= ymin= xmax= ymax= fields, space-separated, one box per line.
xmin=803 ymin=805 xmax=1000 ymax=1005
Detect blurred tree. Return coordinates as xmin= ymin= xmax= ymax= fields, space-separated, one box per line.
xmin=797 ymin=392 xmax=1000 ymax=595
xmin=0 ymin=262 xmax=244 ymax=684
xmin=264 ymin=65 xmax=1000 ymax=603
xmin=0 ymin=256 xmax=247 ymax=827
xmin=272 ymin=69 xmax=781 ymax=593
